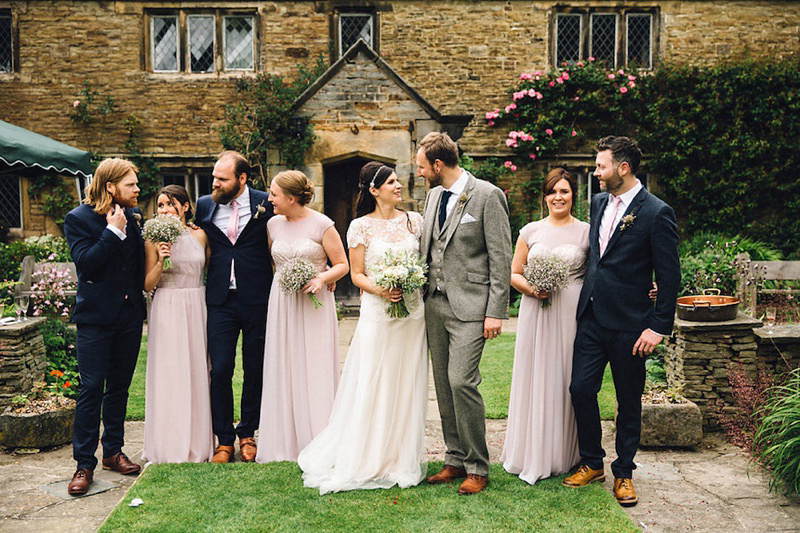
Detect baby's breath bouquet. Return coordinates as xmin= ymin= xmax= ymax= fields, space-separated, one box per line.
xmin=523 ymin=251 xmax=570 ymax=308
xmin=142 ymin=214 xmax=184 ymax=270
xmin=278 ymin=258 xmax=323 ymax=309
xmin=373 ymin=249 xmax=428 ymax=318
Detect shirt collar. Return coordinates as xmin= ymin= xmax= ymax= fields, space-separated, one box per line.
xmin=613 ymin=179 xmax=642 ymax=208
xmin=231 ymin=185 xmax=250 ymax=208
xmin=445 ymin=170 xmax=468 ymax=196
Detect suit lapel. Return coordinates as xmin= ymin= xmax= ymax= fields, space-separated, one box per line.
xmin=442 ymin=173 xmax=476 ymax=250
xmin=591 ymin=193 xmax=609 ymax=252
xmin=421 ymin=187 xmax=441 ymax=258
xmin=603 ymin=188 xmax=648 ymax=257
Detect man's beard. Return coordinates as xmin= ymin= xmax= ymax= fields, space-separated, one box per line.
xmin=113 ymin=192 xmax=137 ymax=208
xmin=212 ymin=182 xmax=241 ymax=205
xmin=428 ymin=172 xmax=443 ymax=188
xmin=599 ymin=169 xmax=624 ymax=194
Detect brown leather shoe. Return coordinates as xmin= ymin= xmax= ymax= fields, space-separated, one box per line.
xmin=563 ymin=465 xmax=605 ymax=487
xmin=212 ymin=445 xmax=235 ymax=463
xmin=426 ymin=465 xmax=467 ymax=484
xmin=239 ymin=437 xmax=257 ymax=462
xmin=67 ymin=468 xmax=93 ymax=496
xmin=102 ymin=452 xmax=141 ymax=475
xmin=458 ymin=474 xmax=488 ymax=495
xmin=614 ymin=478 xmax=638 ymax=507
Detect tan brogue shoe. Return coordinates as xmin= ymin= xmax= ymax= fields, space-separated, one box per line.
xmin=102 ymin=452 xmax=141 ymax=475
xmin=614 ymin=478 xmax=638 ymax=507
xmin=212 ymin=445 xmax=235 ymax=463
xmin=562 ymin=465 xmax=605 ymax=487
xmin=426 ymin=465 xmax=467 ymax=484
xmin=67 ymin=468 xmax=93 ymax=496
xmin=458 ymin=474 xmax=488 ymax=495
xmin=239 ymin=437 xmax=257 ymax=462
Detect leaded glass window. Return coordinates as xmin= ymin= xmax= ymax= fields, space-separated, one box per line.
xmin=556 ymin=14 xmax=581 ymax=64
xmin=0 ymin=176 xmax=21 ymax=228
xmin=0 ymin=12 xmax=12 ymax=73
xmin=189 ymin=15 xmax=215 ymax=73
xmin=627 ymin=14 xmax=652 ymax=69
xmin=224 ymin=16 xmax=254 ymax=70
xmin=590 ymin=14 xmax=617 ymax=66
xmin=152 ymin=16 xmax=179 ymax=72
xmin=340 ymin=14 xmax=373 ymax=56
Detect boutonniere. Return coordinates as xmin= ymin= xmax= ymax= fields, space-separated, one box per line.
xmin=254 ymin=201 xmax=267 ymax=220
xmin=619 ymin=213 xmax=636 ymax=231
xmin=458 ymin=193 xmax=468 ymax=210
xmin=132 ymin=212 xmax=142 ymax=225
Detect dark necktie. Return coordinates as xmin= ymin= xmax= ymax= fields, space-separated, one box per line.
xmin=438 ymin=190 xmax=453 ymax=231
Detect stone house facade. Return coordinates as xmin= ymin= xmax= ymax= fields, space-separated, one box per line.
xmin=0 ymin=0 xmax=798 ymax=239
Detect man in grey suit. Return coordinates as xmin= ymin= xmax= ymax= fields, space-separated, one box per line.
xmin=417 ymin=132 xmax=512 ymax=495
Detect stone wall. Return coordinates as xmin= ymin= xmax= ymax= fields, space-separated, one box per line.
xmin=0 ymin=318 xmax=47 ymax=411
xmin=1 ymin=1 xmax=798 ymax=161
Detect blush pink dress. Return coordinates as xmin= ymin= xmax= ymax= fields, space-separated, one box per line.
xmin=501 ymin=219 xmax=589 ymax=484
xmin=142 ymin=231 xmax=214 ymax=463
xmin=256 ymin=211 xmax=340 ymax=463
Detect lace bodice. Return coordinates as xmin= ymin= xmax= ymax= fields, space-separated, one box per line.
xmin=521 ymin=219 xmax=590 ymax=283
xmin=157 ymin=232 xmax=205 ymax=289
xmin=347 ymin=212 xmax=424 ymax=319
xmin=269 ymin=211 xmax=334 ymax=273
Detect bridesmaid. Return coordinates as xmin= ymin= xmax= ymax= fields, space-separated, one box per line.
xmin=501 ymin=168 xmax=589 ymax=483
xmin=255 ymin=171 xmax=349 ymax=463
xmin=142 ymin=185 xmax=214 ymax=463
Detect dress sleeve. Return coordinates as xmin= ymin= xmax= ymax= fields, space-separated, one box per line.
xmin=346 ymin=218 xmax=368 ymax=249
xmin=409 ymin=211 xmax=424 ymax=240
xmin=519 ymin=221 xmax=536 ymax=247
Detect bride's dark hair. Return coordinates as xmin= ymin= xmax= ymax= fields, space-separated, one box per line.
xmin=355 ymin=161 xmax=412 ymax=232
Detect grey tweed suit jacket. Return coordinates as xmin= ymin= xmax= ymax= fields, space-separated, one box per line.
xmin=421 ymin=171 xmax=512 ymax=322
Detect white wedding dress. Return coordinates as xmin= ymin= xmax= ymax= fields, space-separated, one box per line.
xmin=297 ymin=212 xmax=428 ymax=494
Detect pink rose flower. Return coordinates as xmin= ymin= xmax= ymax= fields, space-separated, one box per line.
xmin=548 ymin=81 xmax=555 ymax=87
xmin=504 ymin=161 xmax=512 ymax=168
xmin=618 ymin=69 xmax=625 ymax=75
xmin=572 ymin=130 xmax=577 ymax=137
xmin=574 ymin=96 xmax=580 ymax=101
xmin=562 ymin=72 xmax=570 ymax=80
xmin=628 ymin=75 xmax=637 ymax=81
xmin=536 ymin=92 xmax=543 ymax=100
xmin=577 ymin=61 xmax=585 ymax=67
xmin=488 ymin=121 xmax=495 ymax=127
xmin=506 ymin=139 xmax=518 ymax=147
xmin=73 ymin=100 xmax=81 ymax=107
xmin=545 ymin=128 xmax=553 ymax=135
xmin=620 ymin=86 xmax=628 ymax=94
xmin=510 ymin=165 xmax=517 ymax=172
xmin=608 ymin=74 xmax=616 ymax=80
xmin=528 ymin=88 xmax=536 ymax=97
xmin=588 ymin=56 xmax=595 ymax=61
xmin=556 ymin=77 xmax=564 ymax=84
xmin=628 ymin=81 xmax=636 ymax=88
xmin=529 ymin=154 xmax=537 ymax=160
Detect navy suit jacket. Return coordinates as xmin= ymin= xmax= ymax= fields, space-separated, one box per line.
xmin=194 ymin=188 xmax=273 ymax=307
xmin=64 ymin=203 xmax=146 ymax=326
xmin=577 ymin=187 xmax=680 ymax=334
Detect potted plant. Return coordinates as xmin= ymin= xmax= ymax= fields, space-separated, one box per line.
xmin=0 ymin=372 xmax=76 ymax=449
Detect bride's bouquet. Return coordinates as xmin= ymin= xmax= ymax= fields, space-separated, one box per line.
xmin=373 ymin=249 xmax=428 ymax=318
xmin=278 ymin=258 xmax=323 ymax=309
xmin=523 ymin=251 xmax=570 ymax=308
xmin=142 ymin=214 xmax=184 ymax=270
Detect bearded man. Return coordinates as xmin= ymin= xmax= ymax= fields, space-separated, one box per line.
xmin=193 ymin=150 xmax=273 ymax=463
xmin=64 ymin=158 xmax=146 ymax=495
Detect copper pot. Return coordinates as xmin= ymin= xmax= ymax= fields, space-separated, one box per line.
xmin=676 ymin=288 xmax=740 ymax=322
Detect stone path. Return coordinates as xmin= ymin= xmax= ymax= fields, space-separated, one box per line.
xmin=1 ymin=318 xmax=798 ymax=532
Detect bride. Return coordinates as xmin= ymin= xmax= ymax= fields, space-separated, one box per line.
xmin=297 ymin=161 xmax=428 ymax=494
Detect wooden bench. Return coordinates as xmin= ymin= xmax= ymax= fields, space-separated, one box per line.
xmin=16 ymin=255 xmax=78 ymax=299
xmin=735 ymin=253 xmax=800 ymax=313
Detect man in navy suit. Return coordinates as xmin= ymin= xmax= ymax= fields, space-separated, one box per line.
xmin=63 ymin=158 xmax=146 ymax=495
xmin=564 ymin=137 xmax=680 ymax=507
xmin=193 ymin=151 xmax=273 ymax=463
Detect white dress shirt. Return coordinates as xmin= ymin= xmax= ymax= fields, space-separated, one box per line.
xmin=597 ymin=179 xmax=642 ymax=248
xmin=442 ymin=170 xmax=469 ymax=221
xmin=212 ymin=186 xmax=251 ymax=288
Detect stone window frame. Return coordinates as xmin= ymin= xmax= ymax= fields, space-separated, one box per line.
xmin=0 ymin=7 xmax=19 ymax=75
xmin=144 ymin=8 xmax=259 ymax=75
xmin=332 ymin=7 xmax=380 ymax=59
xmin=550 ymin=6 xmax=659 ymax=70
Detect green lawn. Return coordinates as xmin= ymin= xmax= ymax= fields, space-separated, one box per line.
xmin=128 ymin=332 xmax=615 ymax=422
xmin=480 ymin=333 xmax=616 ymax=420
xmin=101 ymin=462 xmax=637 ymax=532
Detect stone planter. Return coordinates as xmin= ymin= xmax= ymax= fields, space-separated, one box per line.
xmin=640 ymin=399 xmax=702 ymax=447
xmin=0 ymin=405 xmax=74 ymax=449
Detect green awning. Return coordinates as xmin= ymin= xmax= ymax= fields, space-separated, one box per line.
xmin=0 ymin=119 xmax=92 ymax=178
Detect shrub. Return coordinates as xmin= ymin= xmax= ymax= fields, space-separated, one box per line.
xmin=716 ymin=363 xmax=773 ymax=453
xmin=24 ymin=235 xmax=71 ymax=262
xmin=30 ymin=263 xmax=76 ymax=318
xmin=754 ymin=367 xmax=800 ymax=494
xmin=40 ymin=318 xmax=79 ymax=399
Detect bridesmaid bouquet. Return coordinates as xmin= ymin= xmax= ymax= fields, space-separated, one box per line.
xmin=373 ymin=249 xmax=428 ymax=318
xmin=523 ymin=251 xmax=570 ymax=308
xmin=142 ymin=214 xmax=184 ymax=271
xmin=278 ymin=258 xmax=323 ymax=309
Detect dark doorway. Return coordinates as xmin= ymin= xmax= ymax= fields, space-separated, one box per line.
xmin=324 ymin=156 xmax=369 ymax=304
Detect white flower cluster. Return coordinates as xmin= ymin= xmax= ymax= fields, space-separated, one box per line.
xmin=142 ymin=214 xmax=185 ymax=270
xmin=278 ymin=258 xmax=322 ymax=309
xmin=373 ymin=249 xmax=428 ymax=318
xmin=523 ymin=251 xmax=570 ymax=308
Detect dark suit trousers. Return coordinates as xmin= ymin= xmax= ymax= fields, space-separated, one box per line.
xmin=207 ymin=290 xmax=267 ymax=446
xmin=73 ymin=307 xmax=143 ymax=470
xmin=570 ymin=304 xmax=646 ymax=479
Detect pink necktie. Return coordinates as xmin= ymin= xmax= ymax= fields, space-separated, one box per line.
xmin=600 ymin=196 xmax=622 ymax=256
xmin=226 ymin=200 xmax=239 ymax=244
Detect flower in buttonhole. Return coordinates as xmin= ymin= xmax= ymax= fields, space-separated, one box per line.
xmin=608 ymin=74 xmax=616 ymax=80
xmin=504 ymin=161 xmax=513 ymax=168
xmin=73 ymin=100 xmax=81 ymax=108
xmin=545 ymin=128 xmax=553 ymax=135
xmin=620 ymin=86 xmax=628 ymax=94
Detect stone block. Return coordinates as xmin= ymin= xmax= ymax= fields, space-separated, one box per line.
xmin=640 ymin=400 xmax=703 ymax=447
xmin=0 ymin=406 xmax=74 ymax=449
